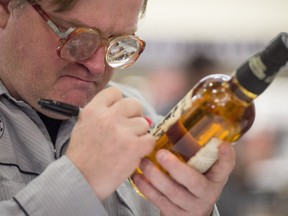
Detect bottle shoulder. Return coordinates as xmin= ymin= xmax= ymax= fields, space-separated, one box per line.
xmin=192 ymin=73 xmax=254 ymax=106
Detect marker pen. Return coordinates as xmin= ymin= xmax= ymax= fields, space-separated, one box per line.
xmin=38 ymin=99 xmax=81 ymax=117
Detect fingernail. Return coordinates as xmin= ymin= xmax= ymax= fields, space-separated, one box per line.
xmin=144 ymin=117 xmax=153 ymax=127
xmin=132 ymin=173 xmax=141 ymax=184
xmin=139 ymin=158 xmax=150 ymax=171
xmin=156 ymin=150 xmax=168 ymax=163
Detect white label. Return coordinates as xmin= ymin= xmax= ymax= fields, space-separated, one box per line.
xmin=187 ymin=138 xmax=221 ymax=173
xmin=149 ymin=89 xmax=194 ymax=139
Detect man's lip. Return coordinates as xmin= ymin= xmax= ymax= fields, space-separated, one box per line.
xmin=60 ymin=75 xmax=96 ymax=83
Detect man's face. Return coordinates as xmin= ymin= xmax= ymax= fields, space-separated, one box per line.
xmin=0 ymin=0 xmax=143 ymax=118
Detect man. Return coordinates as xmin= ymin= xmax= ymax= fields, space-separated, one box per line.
xmin=0 ymin=0 xmax=235 ymax=215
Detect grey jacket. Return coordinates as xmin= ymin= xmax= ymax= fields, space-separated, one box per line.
xmin=0 ymin=81 xmax=219 ymax=216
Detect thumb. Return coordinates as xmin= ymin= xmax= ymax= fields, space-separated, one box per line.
xmin=205 ymin=142 xmax=236 ymax=183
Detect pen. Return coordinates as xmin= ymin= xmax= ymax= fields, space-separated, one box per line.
xmin=38 ymin=99 xmax=81 ymax=117
xmin=38 ymin=98 xmax=153 ymax=126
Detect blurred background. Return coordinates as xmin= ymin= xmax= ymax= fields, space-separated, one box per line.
xmin=112 ymin=1 xmax=288 ymax=215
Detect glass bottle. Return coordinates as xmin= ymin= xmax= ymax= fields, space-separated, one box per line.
xmin=137 ymin=32 xmax=288 ymax=177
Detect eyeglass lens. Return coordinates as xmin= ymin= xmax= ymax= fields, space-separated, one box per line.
xmin=59 ymin=30 xmax=144 ymax=69
xmin=59 ymin=30 xmax=101 ymax=62
xmin=106 ymin=36 xmax=143 ymax=69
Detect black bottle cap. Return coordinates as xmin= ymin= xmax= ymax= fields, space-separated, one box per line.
xmin=236 ymin=32 xmax=288 ymax=95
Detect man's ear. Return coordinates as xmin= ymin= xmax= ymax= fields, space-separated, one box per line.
xmin=0 ymin=2 xmax=10 ymax=28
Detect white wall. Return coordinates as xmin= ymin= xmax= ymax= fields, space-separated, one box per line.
xmin=132 ymin=1 xmax=288 ymax=130
xmin=138 ymin=0 xmax=288 ymax=42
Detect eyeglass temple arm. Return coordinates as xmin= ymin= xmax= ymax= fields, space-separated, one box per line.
xmin=29 ymin=2 xmax=74 ymax=39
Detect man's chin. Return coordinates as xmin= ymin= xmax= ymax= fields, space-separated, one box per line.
xmin=60 ymin=98 xmax=88 ymax=108
xmin=55 ymin=91 xmax=96 ymax=108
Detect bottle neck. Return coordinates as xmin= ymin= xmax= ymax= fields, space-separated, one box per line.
xmin=229 ymin=73 xmax=258 ymax=103
xmin=234 ymin=33 xmax=288 ymax=96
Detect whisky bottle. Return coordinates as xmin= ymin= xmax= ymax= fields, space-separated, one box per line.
xmin=139 ymin=32 xmax=288 ymax=176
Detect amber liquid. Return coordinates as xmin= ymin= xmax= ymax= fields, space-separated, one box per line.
xmin=131 ymin=33 xmax=288 ymax=196
xmin=135 ymin=74 xmax=255 ymax=176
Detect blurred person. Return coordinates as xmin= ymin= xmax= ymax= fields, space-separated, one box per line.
xmin=182 ymin=54 xmax=223 ymax=92
xmin=217 ymin=128 xmax=279 ymax=216
xmin=148 ymin=54 xmax=223 ymax=115
xmin=147 ymin=66 xmax=188 ymax=115
xmin=0 ymin=0 xmax=235 ymax=215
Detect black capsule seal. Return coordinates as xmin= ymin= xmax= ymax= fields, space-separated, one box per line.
xmin=236 ymin=32 xmax=288 ymax=95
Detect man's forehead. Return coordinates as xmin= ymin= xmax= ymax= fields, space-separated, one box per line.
xmin=42 ymin=0 xmax=146 ymax=14
xmin=43 ymin=0 xmax=142 ymax=36
xmin=39 ymin=0 xmax=77 ymax=12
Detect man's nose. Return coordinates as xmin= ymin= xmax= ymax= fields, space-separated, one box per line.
xmin=79 ymin=47 xmax=106 ymax=75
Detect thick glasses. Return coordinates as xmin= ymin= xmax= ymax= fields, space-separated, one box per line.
xmin=29 ymin=2 xmax=146 ymax=69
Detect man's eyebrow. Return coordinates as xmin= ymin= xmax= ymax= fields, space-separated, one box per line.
xmin=51 ymin=16 xmax=138 ymax=37
xmin=50 ymin=15 xmax=88 ymax=28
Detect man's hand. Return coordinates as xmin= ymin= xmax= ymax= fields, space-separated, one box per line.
xmin=132 ymin=142 xmax=235 ymax=216
xmin=66 ymin=87 xmax=155 ymax=201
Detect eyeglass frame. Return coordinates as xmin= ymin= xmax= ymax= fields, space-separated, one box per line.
xmin=28 ymin=1 xmax=146 ymax=69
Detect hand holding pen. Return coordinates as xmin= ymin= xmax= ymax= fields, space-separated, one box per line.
xmin=38 ymin=98 xmax=153 ymax=125
xmin=38 ymin=87 xmax=155 ymax=201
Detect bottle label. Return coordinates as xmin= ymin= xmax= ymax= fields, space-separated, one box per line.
xmin=149 ymin=89 xmax=194 ymax=139
xmin=187 ymin=138 xmax=221 ymax=173
xmin=249 ymin=55 xmax=277 ymax=84
xmin=249 ymin=55 xmax=267 ymax=80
